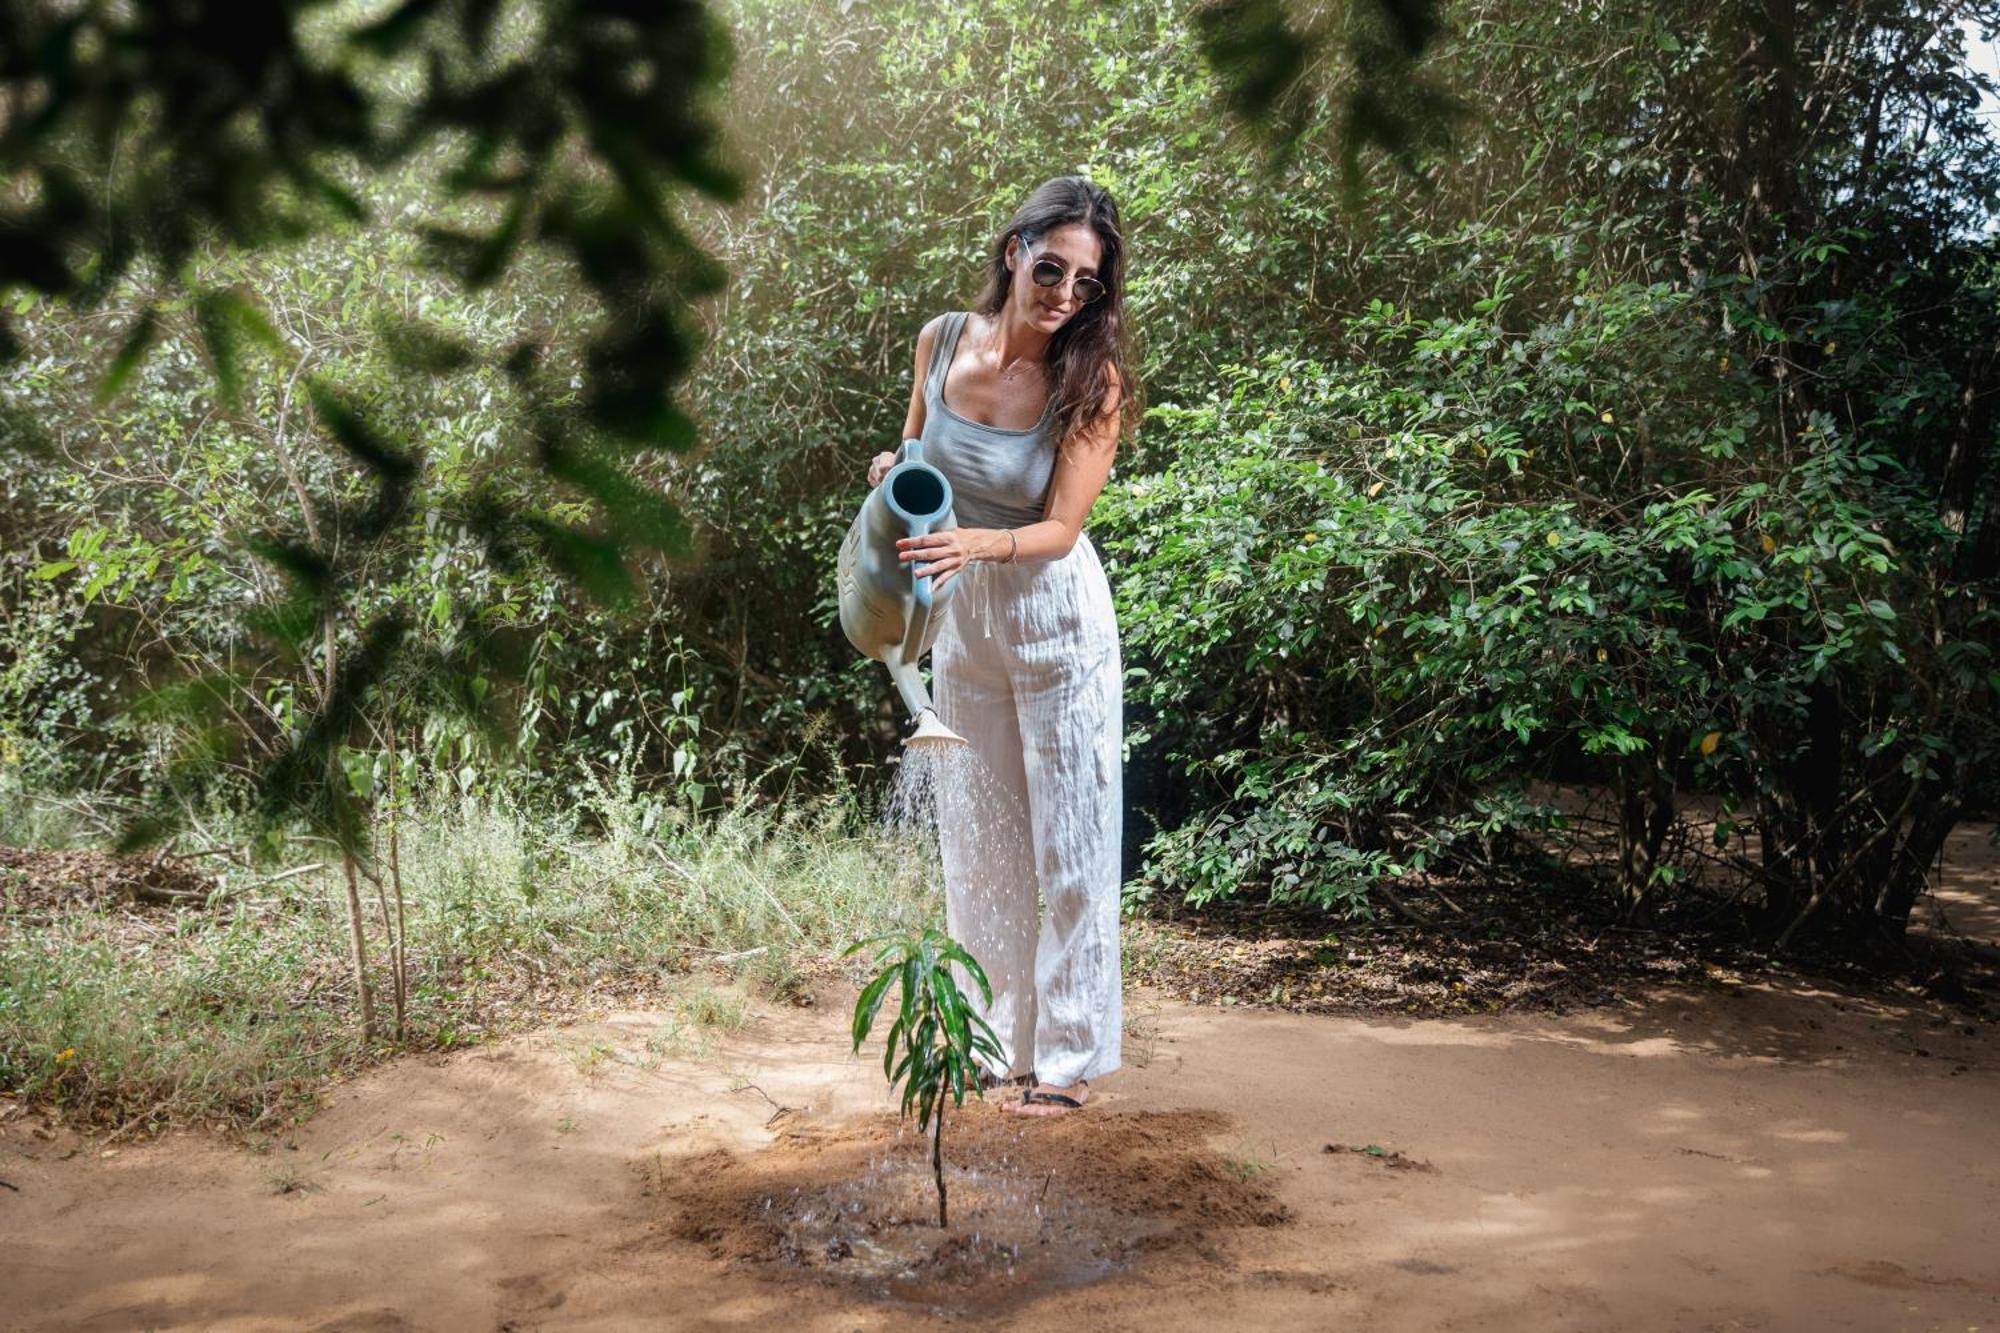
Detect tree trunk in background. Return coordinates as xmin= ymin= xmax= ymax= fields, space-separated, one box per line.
xmin=387 ymin=725 xmax=409 ymax=1044
xmin=1616 ymin=756 xmax=1677 ymax=917
xmin=1873 ymin=791 xmax=1963 ymax=942
xmin=341 ymin=844 xmax=377 ymax=1043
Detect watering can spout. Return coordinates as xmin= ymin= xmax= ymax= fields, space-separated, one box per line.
xmin=886 ymin=661 xmax=967 ymax=748
xmin=837 ymin=438 xmax=970 ymax=749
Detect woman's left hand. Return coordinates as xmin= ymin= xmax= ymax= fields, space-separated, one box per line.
xmin=897 ymin=530 xmax=979 ymax=591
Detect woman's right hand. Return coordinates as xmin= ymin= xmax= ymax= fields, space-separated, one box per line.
xmin=867 ymin=451 xmax=898 ymax=487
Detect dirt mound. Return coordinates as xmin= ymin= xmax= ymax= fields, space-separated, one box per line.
xmin=0 ymin=845 xmax=218 ymax=914
xmin=650 ymin=1108 xmax=1289 ymax=1313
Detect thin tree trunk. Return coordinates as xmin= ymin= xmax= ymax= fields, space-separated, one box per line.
xmin=341 ymin=847 xmax=377 ymax=1042
xmin=387 ymin=725 xmax=409 ymax=1043
xmin=1873 ymin=792 xmax=1963 ymax=941
xmin=1617 ymin=757 xmax=1677 ymax=919
xmin=367 ymin=862 xmax=399 ymax=1038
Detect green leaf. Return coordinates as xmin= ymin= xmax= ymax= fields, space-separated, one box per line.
xmin=306 ymin=379 xmax=419 ymax=483
xmin=375 ymin=310 xmax=479 ymax=374
xmin=896 ymin=956 xmax=919 ymax=1032
xmin=932 ymin=968 xmax=972 ymax=1054
xmin=95 ymin=308 xmax=160 ymax=404
xmin=538 ymin=435 xmax=693 ymax=557
xmin=851 ymin=966 xmax=897 ymax=1051
xmin=195 ymin=289 xmax=284 ymax=408
xmin=526 ymin=518 xmax=633 ymax=608
xmin=915 ymin=1087 xmax=935 ymax=1132
xmin=943 ymin=940 xmax=996 ymax=1007
xmin=946 ymin=1047 xmax=967 ymax=1105
xmin=882 ymin=1015 xmax=904 ymax=1081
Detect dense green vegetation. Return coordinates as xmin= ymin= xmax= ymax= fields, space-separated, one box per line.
xmin=684 ymin=0 xmax=2000 ymax=945
xmin=4 ymin=0 xmax=1997 ymax=1130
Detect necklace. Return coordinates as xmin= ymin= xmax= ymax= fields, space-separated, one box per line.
xmin=989 ymin=320 xmax=1037 ymax=383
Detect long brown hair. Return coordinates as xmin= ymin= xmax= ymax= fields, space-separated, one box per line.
xmin=970 ymin=176 xmax=1140 ymax=454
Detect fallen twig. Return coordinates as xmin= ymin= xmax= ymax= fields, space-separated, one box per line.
xmin=729 ymin=1081 xmax=796 ymax=1126
xmin=246 ymin=863 xmax=327 ymax=890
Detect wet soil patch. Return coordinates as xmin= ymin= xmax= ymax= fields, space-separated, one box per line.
xmin=650 ymin=1108 xmax=1288 ymax=1314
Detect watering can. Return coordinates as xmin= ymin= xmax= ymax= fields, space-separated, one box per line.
xmin=838 ymin=438 xmax=968 ymax=747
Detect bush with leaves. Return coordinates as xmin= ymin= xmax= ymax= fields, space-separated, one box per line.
xmin=1102 ymin=220 xmax=1997 ymax=941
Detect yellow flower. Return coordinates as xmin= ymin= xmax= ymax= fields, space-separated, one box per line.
xmin=1699 ymin=731 xmax=1721 ymax=756
xmin=1366 ymin=480 xmax=1385 ymax=497
xmin=1595 ymin=647 xmax=1609 ymax=663
xmin=56 ymin=1048 xmax=75 ymax=1065
xmin=1278 ymin=375 xmax=1292 ymax=393
xmin=1545 ymin=530 xmax=1562 ymax=547
xmin=1599 ymin=410 xmax=1615 ymax=424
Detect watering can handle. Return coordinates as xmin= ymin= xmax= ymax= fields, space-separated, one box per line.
xmin=894 ymin=438 xmax=936 ymax=660
xmin=893 ymin=436 xmax=935 ymax=612
xmin=901 ymin=512 xmax=936 ymax=667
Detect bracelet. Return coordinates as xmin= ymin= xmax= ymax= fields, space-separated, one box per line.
xmin=1003 ymin=529 xmax=1018 ymax=564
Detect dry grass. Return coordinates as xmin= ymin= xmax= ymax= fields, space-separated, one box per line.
xmin=1 ymin=782 xmax=940 ymax=1136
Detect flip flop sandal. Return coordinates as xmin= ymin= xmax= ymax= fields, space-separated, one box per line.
xmin=1020 ymin=1088 xmax=1086 ymax=1110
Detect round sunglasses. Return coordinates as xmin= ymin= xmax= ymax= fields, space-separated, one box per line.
xmin=1022 ymin=239 xmax=1107 ymax=305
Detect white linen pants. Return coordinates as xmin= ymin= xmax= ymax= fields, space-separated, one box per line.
xmin=932 ymin=532 xmax=1123 ymax=1088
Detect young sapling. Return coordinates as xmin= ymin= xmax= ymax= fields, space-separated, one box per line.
xmin=845 ymin=926 xmax=1006 ymax=1229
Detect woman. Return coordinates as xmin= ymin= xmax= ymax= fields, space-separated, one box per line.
xmin=866 ymin=176 xmax=1138 ymax=1118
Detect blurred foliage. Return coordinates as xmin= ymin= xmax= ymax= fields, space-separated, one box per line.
xmin=3 ymin=0 xmax=1996 ymax=947
xmin=1 ymin=0 xmax=740 ymax=852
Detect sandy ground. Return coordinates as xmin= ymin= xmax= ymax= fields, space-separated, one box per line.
xmin=3 ymin=962 xmax=1996 ymax=1331
xmin=5 ymin=823 xmax=1999 ymax=1331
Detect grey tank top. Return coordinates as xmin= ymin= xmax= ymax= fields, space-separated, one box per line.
xmin=918 ymin=311 xmax=1057 ymax=531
